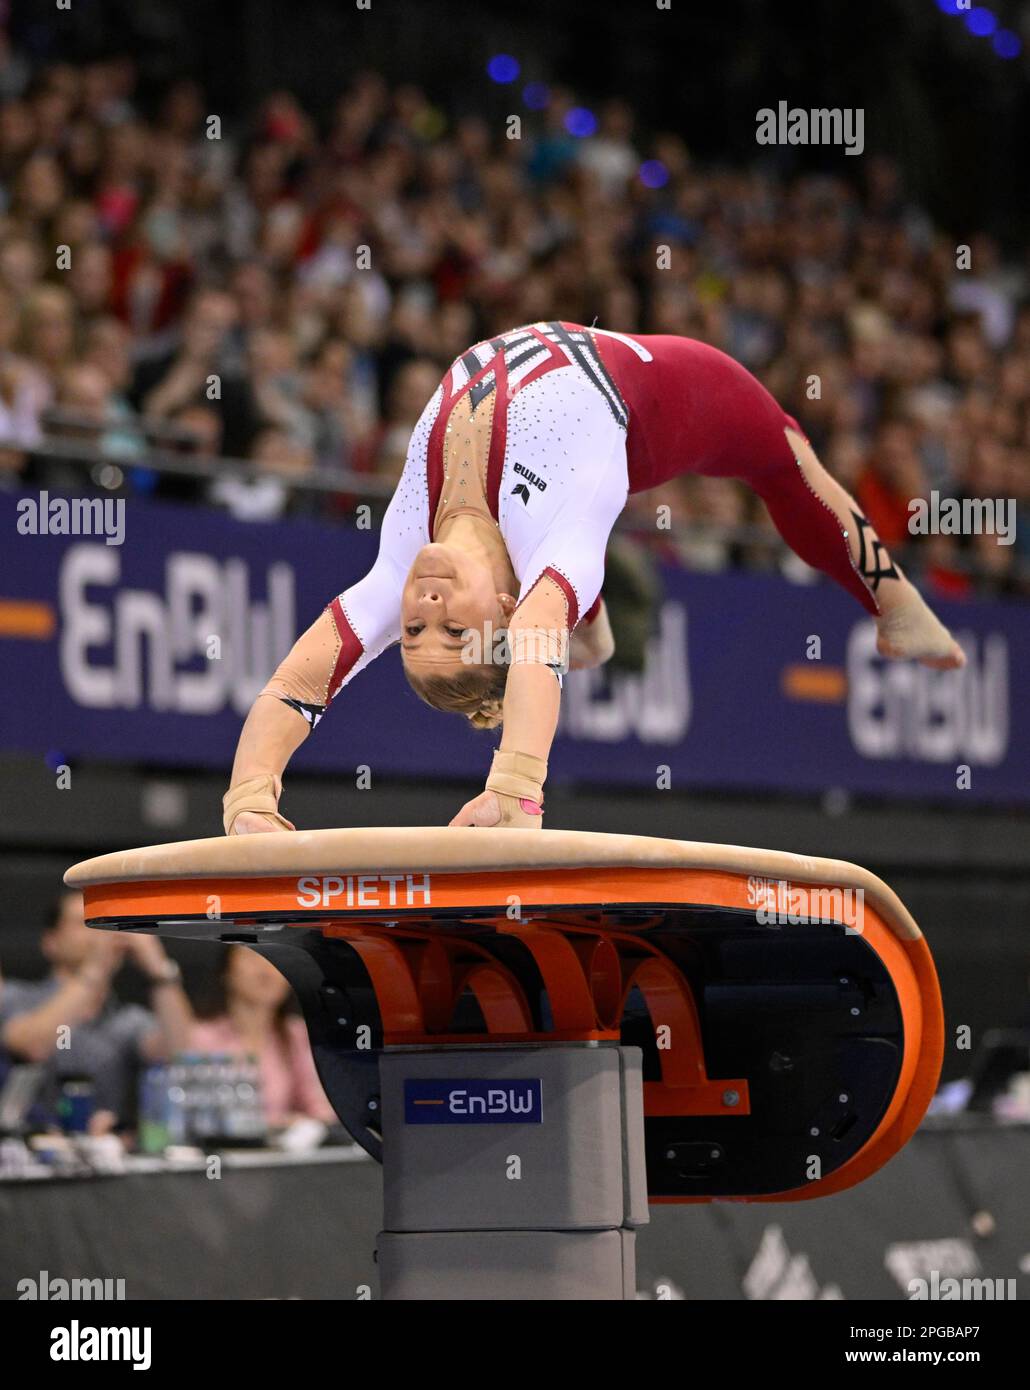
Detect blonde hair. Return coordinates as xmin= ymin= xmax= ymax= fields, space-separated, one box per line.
xmin=404 ymin=663 xmax=506 ymax=730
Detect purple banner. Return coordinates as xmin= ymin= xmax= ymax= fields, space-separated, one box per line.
xmin=2 ymin=493 xmax=1027 ymax=804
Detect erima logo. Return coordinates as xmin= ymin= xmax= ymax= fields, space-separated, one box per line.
xmin=514 ymin=463 xmax=546 ymax=489
xmin=512 ymin=463 xmax=546 ymax=504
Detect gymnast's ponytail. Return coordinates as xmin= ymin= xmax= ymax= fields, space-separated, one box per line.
xmin=467 ymin=697 xmax=504 ymax=730
xmin=404 ymin=663 xmax=507 ymax=730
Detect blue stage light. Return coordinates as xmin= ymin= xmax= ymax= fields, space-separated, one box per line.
xmin=992 ymin=28 xmax=1022 ymax=57
xmin=565 ymin=107 xmax=598 ymax=138
xmin=487 ymin=55 xmax=520 ymax=84
xmin=639 ymin=159 xmax=670 ymax=189
xmin=523 ymin=82 xmax=550 ymax=110
xmin=965 ymin=7 xmax=998 ymax=36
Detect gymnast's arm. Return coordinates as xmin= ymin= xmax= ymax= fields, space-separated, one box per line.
xmin=225 ymin=399 xmax=436 ymax=833
xmin=501 ymin=578 xmax=569 ymax=756
xmin=225 ymin=613 xmax=335 ymax=835
xmin=450 ymin=455 xmax=627 ymax=829
xmin=225 ymin=561 xmax=410 ymax=834
xmin=448 ymin=580 xmax=569 ymax=829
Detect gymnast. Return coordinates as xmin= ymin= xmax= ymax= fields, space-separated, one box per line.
xmin=224 ymin=321 xmax=964 ymax=835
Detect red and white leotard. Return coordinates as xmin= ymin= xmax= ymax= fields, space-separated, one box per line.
xmin=322 ymin=321 xmax=866 ymax=708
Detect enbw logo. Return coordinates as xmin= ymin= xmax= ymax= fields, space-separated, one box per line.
xmin=405 ymin=1079 xmax=543 ymax=1124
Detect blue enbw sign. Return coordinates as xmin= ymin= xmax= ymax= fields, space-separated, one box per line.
xmin=3 ymin=491 xmax=1028 ymax=804
xmin=404 ymin=1079 xmax=543 ymax=1124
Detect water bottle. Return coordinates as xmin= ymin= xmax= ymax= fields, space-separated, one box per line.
xmin=236 ymin=1054 xmax=267 ymax=1145
xmin=166 ymin=1054 xmax=195 ymax=1146
xmin=213 ymin=1055 xmax=238 ymax=1143
xmin=191 ymin=1058 xmax=217 ymax=1144
xmin=138 ymin=1064 xmax=170 ymax=1154
xmin=56 ymin=1076 xmax=95 ymax=1134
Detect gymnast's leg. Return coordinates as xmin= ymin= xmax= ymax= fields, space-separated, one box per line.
xmin=747 ymin=426 xmax=965 ymax=670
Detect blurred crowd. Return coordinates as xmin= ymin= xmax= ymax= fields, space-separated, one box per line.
xmin=0 ymin=889 xmax=336 ymax=1142
xmin=0 ymin=51 xmax=1027 ymax=595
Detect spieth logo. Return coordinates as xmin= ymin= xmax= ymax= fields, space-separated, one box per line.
xmin=296 ymin=874 xmax=431 ymax=908
xmin=405 ymin=1078 xmax=543 ymax=1124
xmin=747 ymin=876 xmax=865 ymax=934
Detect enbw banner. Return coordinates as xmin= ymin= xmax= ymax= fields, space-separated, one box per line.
xmin=1 ymin=493 xmax=1026 ymax=804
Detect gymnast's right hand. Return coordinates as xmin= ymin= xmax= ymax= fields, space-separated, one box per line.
xmin=222 ymin=774 xmax=296 ymax=835
xmin=230 ymin=811 xmax=296 ymax=835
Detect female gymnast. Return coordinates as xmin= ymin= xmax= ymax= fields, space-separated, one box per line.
xmin=223 ymin=321 xmax=964 ymax=834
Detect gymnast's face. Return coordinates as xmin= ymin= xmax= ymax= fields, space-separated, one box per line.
xmin=400 ymin=543 xmax=514 ymax=676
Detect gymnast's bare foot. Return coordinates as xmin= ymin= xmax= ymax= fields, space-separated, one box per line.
xmin=875 ymin=591 xmax=966 ymax=670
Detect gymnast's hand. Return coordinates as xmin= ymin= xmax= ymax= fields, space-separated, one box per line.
xmin=231 ymin=810 xmax=297 ymax=835
xmin=449 ymin=790 xmax=543 ymax=829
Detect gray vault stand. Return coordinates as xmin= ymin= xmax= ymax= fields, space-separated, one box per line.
xmin=375 ymin=1042 xmax=649 ymax=1300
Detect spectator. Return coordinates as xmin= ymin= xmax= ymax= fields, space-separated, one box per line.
xmin=136 ymin=287 xmax=260 ymax=456
xmin=52 ymin=359 xmax=142 ymax=461
xmin=189 ymin=946 xmax=334 ymax=1129
xmin=855 ymin=420 xmax=927 ymax=549
xmin=0 ymin=45 xmax=1020 ymax=596
xmin=82 ymin=314 xmax=133 ymax=405
xmin=0 ymin=232 xmax=43 ymax=301
xmin=246 ymin=325 xmax=311 ymax=442
xmin=362 ymin=356 xmax=438 ymax=482
xmin=0 ymin=891 xmax=192 ymax=1131
xmin=302 ymin=337 xmax=361 ymax=469
xmin=67 ymin=239 xmax=113 ymax=316
xmin=0 ymin=284 xmax=45 ymax=448
xmin=19 ymin=283 xmax=75 ymax=384
xmin=172 ymin=401 xmax=224 ymax=459
xmin=209 ymin=425 xmax=314 ymax=520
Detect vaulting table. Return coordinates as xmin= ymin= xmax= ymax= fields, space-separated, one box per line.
xmin=66 ymin=827 xmax=944 ymax=1300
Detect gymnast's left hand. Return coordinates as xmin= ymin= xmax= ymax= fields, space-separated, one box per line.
xmin=449 ymin=790 xmax=543 ymax=829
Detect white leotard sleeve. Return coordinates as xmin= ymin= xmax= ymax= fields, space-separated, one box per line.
xmin=325 ymin=384 xmax=440 ymax=698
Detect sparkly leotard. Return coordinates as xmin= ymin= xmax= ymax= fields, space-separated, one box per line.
xmin=316 ymin=321 xmax=874 ymax=711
